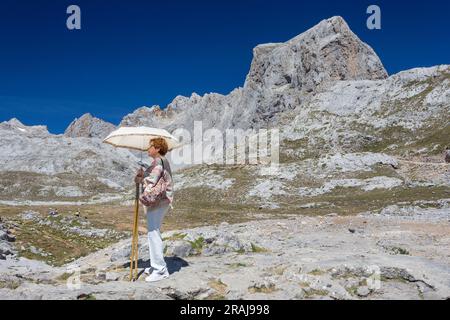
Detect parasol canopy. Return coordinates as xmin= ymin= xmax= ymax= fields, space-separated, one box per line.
xmin=102 ymin=126 xmax=181 ymax=152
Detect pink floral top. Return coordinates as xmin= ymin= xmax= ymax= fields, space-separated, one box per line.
xmin=143 ymin=156 xmax=174 ymax=207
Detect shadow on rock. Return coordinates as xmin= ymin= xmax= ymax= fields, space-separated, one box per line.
xmin=166 ymin=256 xmax=189 ymax=274
xmin=122 ymin=256 xmax=189 ymax=275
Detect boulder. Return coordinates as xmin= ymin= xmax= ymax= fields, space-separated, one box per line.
xmin=166 ymin=241 xmax=193 ymax=258
xmin=356 ymin=286 xmax=371 ymax=297
xmin=105 ymin=272 xmax=122 ymax=281
xmin=0 ymin=244 xmax=12 ymax=256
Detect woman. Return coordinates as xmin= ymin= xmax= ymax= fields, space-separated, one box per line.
xmin=135 ymin=137 xmax=174 ymax=282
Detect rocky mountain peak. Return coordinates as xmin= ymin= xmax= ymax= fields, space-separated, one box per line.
xmin=244 ymin=16 xmax=387 ymax=94
xmin=64 ymin=113 xmax=116 ymax=139
xmin=3 ymin=118 xmax=24 ymax=127
xmin=0 ymin=118 xmax=50 ymax=137
xmin=119 ymin=106 xmax=162 ymax=127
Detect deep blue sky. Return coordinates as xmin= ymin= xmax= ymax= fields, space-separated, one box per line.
xmin=0 ymin=0 xmax=449 ymax=133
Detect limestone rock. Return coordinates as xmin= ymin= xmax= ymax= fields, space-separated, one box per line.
xmin=356 ymin=286 xmax=371 ymax=297
xmin=166 ymin=241 xmax=192 ymax=258
xmin=445 ymin=148 xmax=450 ymax=163
xmin=0 ymin=243 xmax=13 ymax=257
xmin=105 ymin=272 xmax=121 ymax=281
xmin=64 ymin=113 xmax=116 ymax=139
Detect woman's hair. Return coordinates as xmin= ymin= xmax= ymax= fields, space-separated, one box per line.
xmin=150 ymin=137 xmax=168 ymax=156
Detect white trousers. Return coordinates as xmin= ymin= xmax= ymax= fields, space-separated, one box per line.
xmin=145 ymin=203 xmax=170 ymax=274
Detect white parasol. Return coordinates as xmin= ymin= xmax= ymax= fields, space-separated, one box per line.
xmin=103 ymin=126 xmax=181 ymax=152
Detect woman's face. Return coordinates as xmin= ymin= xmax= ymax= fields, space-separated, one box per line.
xmin=147 ymin=142 xmax=160 ymax=158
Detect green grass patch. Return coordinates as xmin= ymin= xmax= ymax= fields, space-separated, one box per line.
xmin=188 ymin=236 xmax=205 ymax=254
xmin=204 ymin=293 xmax=228 ymax=300
xmin=56 ymin=272 xmax=75 ymax=281
xmin=77 ymin=293 xmax=96 ymax=300
xmin=345 ymin=285 xmax=359 ymax=296
xmin=250 ymin=243 xmax=268 ymax=253
xmin=308 ymin=269 xmax=326 ymax=276
xmin=303 ymin=288 xmax=329 ymax=298
xmin=0 ymin=279 xmax=21 ymax=290
xmin=163 ymin=232 xmax=187 ymax=241
xmin=11 ymin=216 xmax=124 ymax=266
xmin=388 ymin=246 xmax=410 ymax=255
xmin=248 ymin=283 xmax=278 ymax=294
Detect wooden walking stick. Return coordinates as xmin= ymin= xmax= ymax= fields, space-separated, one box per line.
xmin=129 ymin=182 xmax=140 ymax=281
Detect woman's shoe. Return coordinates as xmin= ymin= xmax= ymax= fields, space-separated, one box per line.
xmin=144 ymin=267 xmax=153 ymax=275
xmin=145 ymin=270 xmax=169 ymax=282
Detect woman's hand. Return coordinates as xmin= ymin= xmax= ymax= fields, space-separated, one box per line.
xmin=134 ymin=167 xmax=144 ymax=184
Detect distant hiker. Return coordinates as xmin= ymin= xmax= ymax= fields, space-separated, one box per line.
xmin=134 ymin=138 xmax=174 ymax=282
xmin=445 ymin=146 xmax=450 ymax=163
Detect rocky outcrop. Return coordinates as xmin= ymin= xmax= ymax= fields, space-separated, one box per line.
xmin=245 ymin=16 xmax=387 ymax=94
xmin=0 ymin=219 xmax=16 ymax=260
xmin=239 ymin=16 xmax=387 ymax=125
xmin=119 ymin=90 xmax=244 ymax=134
xmin=64 ymin=113 xmax=116 ymax=139
xmin=119 ymin=105 xmax=177 ymax=128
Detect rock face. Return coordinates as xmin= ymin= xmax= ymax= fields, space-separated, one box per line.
xmin=239 ymin=16 xmax=387 ymax=125
xmin=64 ymin=113 xmax=116 ymax=139
xmin=245 ymin=16 xmax=387 ymax=92
xmin=120 ymin=105 xmax=177 ymax=127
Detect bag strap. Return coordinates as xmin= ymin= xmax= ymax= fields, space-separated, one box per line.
xmin=154 ymin=157 xmax=165 ymax=184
